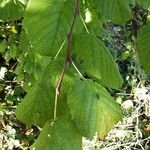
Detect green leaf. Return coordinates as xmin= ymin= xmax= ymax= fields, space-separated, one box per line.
xmin=137 ymin=0 xmax=150 ymax=8
xmin=74 ymin=34 xmax=123 ymax=89
xmin=94 ymin=0 xmax=132 ymax=24
xmin=68 ymin=78 xmax=122 ymax=139
xmin=23 ymin=0 xmax=76 ymax=56
xmin=0 ymin=0 xmax=27 ymax=21
xmin=82 ymin=7 xmax=101 ymax=34
xmin=15 ymin=70 xmax=55 ymax=126
xmin=31 ymin=116 xmax=82 ymax=150
xmin=0 ymin=41 xmax=6 ymax=53
xmin=136 ymin=23 xmax=150 ymax=74
xmin=129 ymin=0 xmax=150 ymax=8
xmin=15 ymin=59 xmax=72 ymax=126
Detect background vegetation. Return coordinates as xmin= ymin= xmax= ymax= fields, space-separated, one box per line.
xmin=0 ymin=0 xmax=150 ymax=149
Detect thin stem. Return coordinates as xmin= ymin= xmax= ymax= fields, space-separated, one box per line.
xmin=66 ymin=0 xmax=79 ymax=63
xmin=54 ymin=39 xmax=66 ymax=60
xmin=54 ymin=0 xmax=79 ymax=120
xmin=80 ymin=14 xmax=89 ymax=34
xmin=54 ymin=88 xmax=58 ymax=120
xmin=11 ymin=61 xmax=18 ymax=70
xmin=72 ymin=60 xmax=84 ymax=78
xmin=54 ymin=58 xmax=68 ymax=120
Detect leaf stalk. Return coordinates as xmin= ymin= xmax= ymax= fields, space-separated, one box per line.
xmin=54 ymin=0 xmax=79 ymax=120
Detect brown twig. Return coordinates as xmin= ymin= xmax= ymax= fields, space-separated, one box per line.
xmin=54 ymin=0 xmax=79 ymax=120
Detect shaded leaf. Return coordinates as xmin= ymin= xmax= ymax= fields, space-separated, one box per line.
xmin=94 ymin=0 xmax=132 ymax=24
xmin=136 ymin=23 xmax=150 ymax=74
xmin=0 ymin=41 xmax=6 ymax=53
xmin=15 ymin=59 xmax=72 ymax=126
xmin=0 ymin=0 xmax=27 ymax=21
xmin=15 ymin=70 xmax=55 ymax=126
xmin=74 ymin=34 xmax=123 ymax=89
xmin=128 ymin=0 xmax=150 ymax=8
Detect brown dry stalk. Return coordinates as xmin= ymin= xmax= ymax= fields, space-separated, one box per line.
xmin=54 ymin=0 xmax=79 ymax=120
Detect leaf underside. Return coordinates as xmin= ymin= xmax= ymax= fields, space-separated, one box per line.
xmin=68 ymin=78 xmax=122 ymax=139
